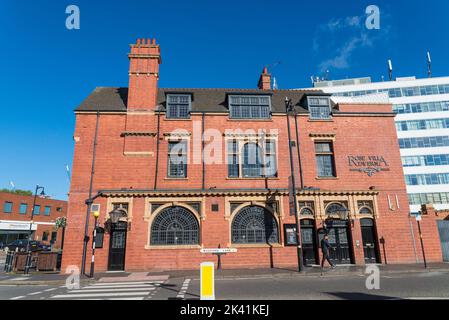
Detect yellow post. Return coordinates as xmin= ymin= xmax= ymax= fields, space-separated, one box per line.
xmin=200 ymin=262 xmax=215 ymax=300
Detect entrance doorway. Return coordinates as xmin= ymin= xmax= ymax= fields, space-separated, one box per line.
xmin=324 ymin=219 xmax=353 ymax=265
xmin=301 ymin=219 xmax=318 ymax=265
xmin=360 ymin=218 xmax=379 ymax=263
xmin=108 ymin=221 xmax=127 ymax=271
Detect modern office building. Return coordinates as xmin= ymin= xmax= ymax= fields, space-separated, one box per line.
xmin=0 ymin=191 xmax=67 ymax=249
xmin=310 ymin=76 xmax=449 ymax=214
xmin=61 ymin=38 xmax=447 ymax=272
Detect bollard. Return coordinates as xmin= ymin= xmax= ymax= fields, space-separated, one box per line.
xmin=200 ymin=262 xmax=215 ymax=300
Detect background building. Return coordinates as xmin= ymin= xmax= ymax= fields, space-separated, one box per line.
xmin=0 ymin=191 xmax=67 ymax=249
xmin=310 ymin=76 xmax=449 ymax=214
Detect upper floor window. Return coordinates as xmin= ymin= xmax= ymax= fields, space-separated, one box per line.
xmin=166 ymin=94 xmax=191 ymax=119
xmin=307 ymin=97 xmax=331 ymax=120
xmin=3 ymin=202 xmax=13 ymax=213
xmin=315 ymin=141 xmax=336 ymax=177
xmin=19 ymin=203 xmax=28 ymax=214
xmin=229 ymin=95 xmax=271 ymax=119
xmin=44 ymin=206 xmax=51 ymax=216
xmin=168 ymin=141 xmax=188 ymax=178
xmin=33 ymin=205 xmax=41 ymax=215
xmin=227 ymin=139 xmax=277 ymax=178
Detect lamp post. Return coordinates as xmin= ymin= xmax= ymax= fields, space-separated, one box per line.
xmin=89 ymin=209 xmax=100 ymax=278
xmin=24 ymin=185 xmax=45 ymax=275
xmin=285 ymin=97 xmax=304 ymax=273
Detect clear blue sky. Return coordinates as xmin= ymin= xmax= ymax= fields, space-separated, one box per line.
xmin=0 ymin=0 xmax=448 ymax=200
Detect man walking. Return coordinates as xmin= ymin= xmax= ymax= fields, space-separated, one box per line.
xmin=321 ymin=234 xmax=336 ymax=269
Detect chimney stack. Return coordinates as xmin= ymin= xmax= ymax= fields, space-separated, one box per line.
xmin=258 ymin=67 xmax=271 ymax=90
xmin=127 ymin=38 xmax=162 ymax=110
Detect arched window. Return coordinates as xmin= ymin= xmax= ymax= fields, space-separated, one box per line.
xmin=150 ymin=206 xmax=199 ymax=245
xmin=300 ymin=207 xmax=314 ymax=216
xmin=242 ymin=143 xmax=263 ymax=177
xmin=326 ymin=203 xmax=348 ymax=218
xmin=359 ymin=207 xmax=373 ymax=215
xmin=231 ymin=206 xmax=279 ymax=244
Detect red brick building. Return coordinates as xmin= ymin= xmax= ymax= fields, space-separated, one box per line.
xmin=62 ymin=38 xmax=446 ymax=272
xmin=0 ymin=191 xmax=67 ymax=249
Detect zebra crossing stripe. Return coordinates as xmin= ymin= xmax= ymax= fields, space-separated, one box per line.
xmin=51 ymin=291 xmax=152 ymax=299
xmin=82 ymin=284 xmax=155 ymax=289
xmin=68 ymin=287 xmax=155 ymax=293
xmin=93 ymin=281 xmax=163 ymax=286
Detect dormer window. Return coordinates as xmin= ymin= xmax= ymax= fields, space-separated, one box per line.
xmin=166 ymin=94 xmax=191 ymax=119
xmin=229 ymin=95 xmax=271 ymax=119
xmin=307 ymin=96 xmax=331 ymax=120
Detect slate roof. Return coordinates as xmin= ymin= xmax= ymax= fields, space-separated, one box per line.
xmin=76 ymin=87 xmax=330 ymax=113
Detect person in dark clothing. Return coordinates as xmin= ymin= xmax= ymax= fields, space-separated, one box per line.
xmin=321 ymin=234 xmax=336 ymax=269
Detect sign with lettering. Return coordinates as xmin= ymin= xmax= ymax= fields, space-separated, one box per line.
xmin=348 ymin=155 xmax=390 ymax=177
xmin=200 ymin=248 xmax=237 ymax=254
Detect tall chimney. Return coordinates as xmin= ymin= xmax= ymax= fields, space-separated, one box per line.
xmin=127 ymin=38 xmax=162 ymax=110
xmin=258 ymin=67 xmax=271 ymax=90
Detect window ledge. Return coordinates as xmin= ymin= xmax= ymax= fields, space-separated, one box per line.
xmin=308 ymin=119 xmax=333 ymax=122
xmin=315 ymin=177 xmax=339 ymax=180
xmin=227 ymin=119 xmax=273 ymax=122
xmin=145 ymin=245 xmax=202 ymax=250
xmin=164 ymin=118 xmax=192 ymax=121
xmin=226 ymin=177 xmax=279 ymax=180
xmin=232 ymin=243 xmax=284 ymax=248
xmin=164 ymin=177 xmax=189 ymax=180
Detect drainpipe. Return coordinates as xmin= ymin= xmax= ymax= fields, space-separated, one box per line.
xmin=153 ymin=110 xmax=161 ymax=190
xmin=202 ymin=112 xmax=206 ymax=191
xmin=294 ymin=112 xmax=304 ymax=189
xmin=81 ymin=111 xmax=100 ymax=276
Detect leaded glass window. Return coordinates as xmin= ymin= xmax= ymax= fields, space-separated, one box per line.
xmin=308 ymin=97 xmax=331 ymax=120
xmin=166 ymin=94 xmax=191 ymax=119
xmin=227 ymin=140 xmax=277 ymax=178
xmin=168 ymin=141 xmax=188 ymax=178
xmin=231 ymin=206 xmax=279 ymax=244
xmin=242 ymin=143 xmax=263 ymax=177
xmin=315 ymin=142 xmax=336 ymax=177
xmin=150 ymin=206 xmax=199 ymax=245
xmin=229 ymin=95 xmax=271 ymax=119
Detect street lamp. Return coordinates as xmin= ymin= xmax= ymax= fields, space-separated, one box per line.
xmin=109 ymin=208 xmax=126 ymax=224
xmin=285 ymin=97 xmax=304 ymax=273
xmin=89 ymin=204 xmax=101 ymax=278
xmin=24 ymin=185 xmax=45 ymax=275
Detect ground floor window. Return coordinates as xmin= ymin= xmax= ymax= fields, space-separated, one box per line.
xmin=231 ymin=206 xmax=279 ymax=244
xmin=150 ymin=206 xmax=199 ymax=246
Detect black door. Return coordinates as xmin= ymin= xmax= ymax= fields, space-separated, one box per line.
xmin=361 ymin=219 xmax=379 ymax=263
xmin=325 ymin=220 xmax=352 ymax=265
xmin=108 ymin=222 xmax=127 ymax=271
xmin=301 ymin=220 xmax=318 ymax=265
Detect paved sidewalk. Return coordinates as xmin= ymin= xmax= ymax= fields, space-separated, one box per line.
xmin=1 ymin=263 xmax=448 ymax=285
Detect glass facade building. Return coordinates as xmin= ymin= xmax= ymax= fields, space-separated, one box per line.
xmin=308 ymin=76 xmax=449 ymax=213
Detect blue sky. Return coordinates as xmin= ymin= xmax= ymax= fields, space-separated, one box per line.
xmin=0 ymin=0 xmax=448 ymax=200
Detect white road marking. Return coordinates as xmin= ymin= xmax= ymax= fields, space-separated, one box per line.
xmin=69 ymin=287 xmax=155 ymax=293
xmin=51 ymin=291 xmax=152 ymax=299
xmin=44 ymin=288 xmax=57 ymax=292
xmin=91 ymin=281 xmax=163 ymax=286
xmin=177 ymin=279 xmax=191 ymax=299
xmin=10 ymin=296 xmax=25 ymax=300
xmin=82 ymin=284 xmax=156 ymax=289
xmin=27 ymin=291 xmax=43 ymax=296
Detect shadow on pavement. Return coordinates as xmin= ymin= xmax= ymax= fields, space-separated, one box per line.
xmin=325 ymin=292 xmax=401 ymax=300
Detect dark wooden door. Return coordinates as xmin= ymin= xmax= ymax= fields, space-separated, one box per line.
xmin=108 ymin=222 xmax=127 ymax=271
xmin=361 ymin=219 xmax=379 ymax=264
xmin=301 ymin=220 xmax=317 ymax=266
xmin=326 ymin=220 xmax=352 ymax=265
